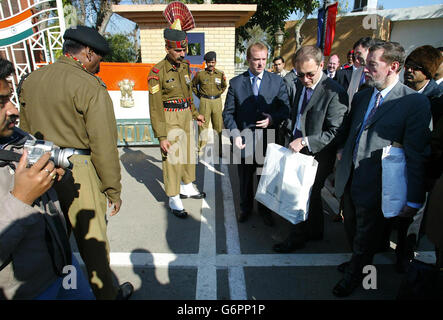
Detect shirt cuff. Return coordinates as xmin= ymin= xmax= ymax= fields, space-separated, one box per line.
xmin=406 ymin=202 xmax=422 ymax=209
xmin=304 ymin=137 xmax=312 ymax=152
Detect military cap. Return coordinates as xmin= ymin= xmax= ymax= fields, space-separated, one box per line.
xmin=204 ymin=51 xmax=216 ymax=62
xmin=63 ymin=25 xmax=111 ymax=56
xmin=164 ymin=28 xmax=187 ymax=49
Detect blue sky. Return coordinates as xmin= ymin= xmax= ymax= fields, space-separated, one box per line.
xmin=288 ymin=0 xmax=442 ymax=20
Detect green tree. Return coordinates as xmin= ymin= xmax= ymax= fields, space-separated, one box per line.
xmin=103 ymin=33 xmax=138 ymax=62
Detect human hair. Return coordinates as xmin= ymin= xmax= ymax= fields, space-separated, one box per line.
xmin=293 ymin=45 xmax=323 ymax=66
xmin=329 ymin=54 xmax=340 ymax=63
xmin=369 ymin=41 xmax=406 ymax=71
xmin=0 ymin=58 xmax=14 ymax=80
xmin=246 ymin=42 xmax=268 ymax=60
xmin=273 ymin=56 xmax=284 ymax=64
xmin=352 ymin=37 xmax=383 ymax=50
xmin=62 ymin=39 xmax=86 ymax=55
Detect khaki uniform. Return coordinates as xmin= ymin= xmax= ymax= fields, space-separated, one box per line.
xmin=192 ymin=68 xmax=227 ymax=150
xmin=19 ymin=55 xmax=121 ymax=300
xmin=148 ymin=57 xmax=200 ymax=197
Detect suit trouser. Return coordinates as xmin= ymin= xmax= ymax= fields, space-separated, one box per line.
xmin=198 ymin=97 xmax=223 ymax=151
xmin=162 ymin=108 xmax=196 ymax=197
xmin=342 ymin=182 xmax=388 ymax=280
xmin=237 ymin=161 xmax=270 ymax=215
xmin=54 ymin=155 xmax=118 ymax=300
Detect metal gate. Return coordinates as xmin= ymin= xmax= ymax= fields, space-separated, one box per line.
xmin=0 ymin=0 xmax=65 ymax=106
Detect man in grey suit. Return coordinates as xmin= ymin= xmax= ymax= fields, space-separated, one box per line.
xmin=333 ymin=41 xmax=432 ymax=297
xmin=273 ymin=45 xmax=348 ymax=253
xmin=223 ymin=42 xmax=290 ymax=225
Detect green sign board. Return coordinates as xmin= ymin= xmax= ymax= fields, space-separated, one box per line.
xmin=117 ymin=119 xmax=159 ymax=146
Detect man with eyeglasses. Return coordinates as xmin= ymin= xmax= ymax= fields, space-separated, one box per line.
xmin=400 ymin=45 xmax=443 ymax=274
xmin=273 ymin=45 xmax=348 ymax=253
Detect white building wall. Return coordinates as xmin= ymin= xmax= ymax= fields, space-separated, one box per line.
xmin=390 ymin=19 xmax=443 ymax=55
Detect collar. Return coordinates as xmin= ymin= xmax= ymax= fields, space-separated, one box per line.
xmin=417 ymin=80 xmax=430 ymax=93
xmin=437 ymin=77 xmax=443 ymax=85
xmin=165 ymin=56 xmax=181 ymax=71
xmin=64 ymin=54 xmax=87 ymax=70
xmin=374 ymin=76 xmax=399 ymax=99
xmin=248 ymin=69 xmax=264 ymax=80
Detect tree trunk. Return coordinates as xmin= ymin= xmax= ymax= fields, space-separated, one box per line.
xmin=294 ymin=13 xmax=307 ymax=53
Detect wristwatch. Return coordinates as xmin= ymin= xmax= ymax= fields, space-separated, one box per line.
xmin=301 ymin=138 xmax=307 ymax=147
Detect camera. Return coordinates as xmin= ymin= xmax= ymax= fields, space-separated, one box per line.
xmin=24 ymin=139 xmax=74 ymax=169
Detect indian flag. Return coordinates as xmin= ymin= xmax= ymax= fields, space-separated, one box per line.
xmin=0 ymin=10 xmax=34 ymax=47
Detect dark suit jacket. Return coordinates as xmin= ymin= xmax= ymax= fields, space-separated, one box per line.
xmin=422 ymin=79 xmax=443 ymax=126
xmin=335 ymin=68 xmax=353 ymax=92
xmin=223 ymin=70 xmax=290 ymax=142
xmin=285 ymin=73 xmax=348 ymax=156
xmin=323 ymin=69 xmax=337 ymax=81
xmin=335 ymin=81 xmax=432 ymax=209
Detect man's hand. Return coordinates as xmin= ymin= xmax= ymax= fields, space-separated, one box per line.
xmin=196 ymin=114 xmax=205 ymax=127
xmin=160 ymin=139 xmax=171 ymax=154
xmin=256 ymin=112 xmax=272 ymax=128
xmin=109 ymin=199 xmax=122 ymax=216
xmin=234 ymin=136 xmax=245 ymax=150
xmin=289 ymin=138 xmax=305 ymax=153
xmin=12 ymin=151 xmax=58 ymax=205
xmin=398 ymin=205 xmax=419 ymax=219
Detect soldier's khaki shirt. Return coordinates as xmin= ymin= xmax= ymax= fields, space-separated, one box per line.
xmin=192 ymin=68 xmax=227 ymax=97
xmin=18 ymin=55 xmax=121 ymax=203
xmin=148 ymin=57 xmax=199 ymax=141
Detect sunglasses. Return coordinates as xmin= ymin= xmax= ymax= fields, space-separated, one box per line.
xmin=404 ymin=63 xmax=424 ymax=72
xmin=296 ymin=65 xmax=321 ymax=79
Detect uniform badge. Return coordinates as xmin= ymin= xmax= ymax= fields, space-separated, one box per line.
xmin=184 ymin=74 xmax=191 ymax=84
xmin=152 ymin=67 xmax=160 ymax=74
xmin=215 ymin=78 xmax=221 ymax=85
xmin=150 ymin=84 xmax=160 ymax=94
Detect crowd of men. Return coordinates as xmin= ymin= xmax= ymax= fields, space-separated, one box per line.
xmin=0 ymin=17 xmax=442 ymax=299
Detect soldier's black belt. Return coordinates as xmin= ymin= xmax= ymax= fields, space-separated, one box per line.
xmin=201 ymin=94 xmax=220 ymax=100
xmin=163 ymin=101 xmax=189 ymax=110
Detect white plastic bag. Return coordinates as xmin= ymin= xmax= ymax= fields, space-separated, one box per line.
xmin=381 ymin=145 xmax=407 ymax=218
xmin=255 ymin=143 xmax=318 ymax=224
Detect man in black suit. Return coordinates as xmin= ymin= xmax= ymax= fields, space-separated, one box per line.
xmin=223 ymin=42 xmax=290 ymax=225
xmin=273 ymin=45 xmax=348 ymax=253
xmin=333 ymin=41 xmax=431 ymax=297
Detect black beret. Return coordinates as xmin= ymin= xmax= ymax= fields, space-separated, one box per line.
xmin=63 ymin=26 xmax=110 ymax=56
xmin=204 ymin=51 xmax=216 ymax=62
xmin=164 ymin=28 xmax=187 ymax=41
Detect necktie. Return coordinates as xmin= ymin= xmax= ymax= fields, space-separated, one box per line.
xmin=353 ymin=91 xmax=382 ymax=163
xmin=294 ymin=88 xmax=313 ymax=139
xmin=252 ymin=76 xmax=259 ymax=97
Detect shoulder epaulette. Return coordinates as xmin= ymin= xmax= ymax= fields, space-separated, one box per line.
xmin=152 ymin=67 xmax=160 ymax=74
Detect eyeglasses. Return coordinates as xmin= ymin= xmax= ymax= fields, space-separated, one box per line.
xmin=296 ymin=66 xmax=320 ymax=79
xmin=404 ymin=63 xmax=424 ymax=72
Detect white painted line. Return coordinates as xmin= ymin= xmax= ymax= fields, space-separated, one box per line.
xmin=196 ymin=147 xmax=217 ymax=300
xmin=74 ymin=251 xmax=437 ymax=268
xmin=220 ymin=163 xmax=247 ymax=300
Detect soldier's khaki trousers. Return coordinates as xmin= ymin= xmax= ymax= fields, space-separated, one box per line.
xmin=198 ymin=97 xmax=223 ymax=151
xmin=162 ymin=108 xmax=196 ymax=197
xmin=54 ymin=155 xmax=118 ymax=300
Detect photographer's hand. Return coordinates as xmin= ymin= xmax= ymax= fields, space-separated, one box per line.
xmin=109 ymin=199 xmax=122 ymax=216
xmin=12 ymin=151 xmax=58 ymax=205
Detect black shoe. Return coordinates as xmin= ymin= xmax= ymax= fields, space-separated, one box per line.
xmin=171 ymin=208 xmax=188 ymax=218
xmin=237 ymin=211 xmax=250 ymax=223
xmin=332 ymin=277 xmax=360 ymax=297
xmin=260 ymin=212 xmax=274 ymax=227
xmin=273 ymin=238 xmax=305 ymax=253
xmin=337 ymin=261 xmax=350 ymax=273
xmin=115 ymin=282 xmax=134 ymax=300
xmin=180 ymin=192 xmax=206 ymax=199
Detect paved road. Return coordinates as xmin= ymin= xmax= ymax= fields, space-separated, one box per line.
xmin=71 ymin=144 xmax=435 ymax=302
